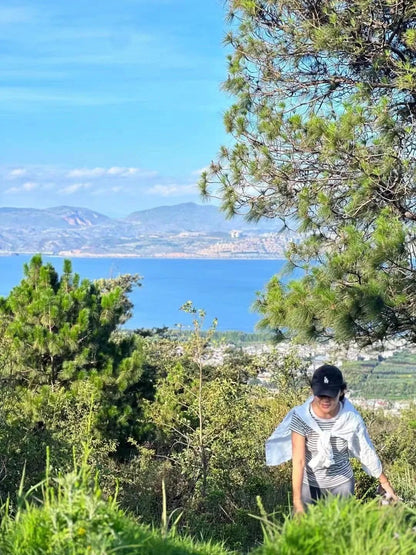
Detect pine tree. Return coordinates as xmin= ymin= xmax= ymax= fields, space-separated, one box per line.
xmin=0 ymin=254 xmax=141 ymax=385
xmin=201 ymin=0 xmax=416 ymax=344
xmin=0 ymin=255 xmax=154 ymax=457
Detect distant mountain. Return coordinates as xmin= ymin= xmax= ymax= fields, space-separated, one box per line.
xmin=0 ymin=206 xmax=111 ymax=230
xmin=0 ymin=203 xmax=292 ymax=258
xmin=125 ymin=202 xmax=279 ymax=233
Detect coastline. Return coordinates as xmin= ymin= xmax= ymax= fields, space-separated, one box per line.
xmin=0 ymin=251 xmax=286 ymax=262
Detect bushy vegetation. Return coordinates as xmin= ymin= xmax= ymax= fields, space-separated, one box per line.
xmin=1 ymin=452 xmax=416 ymax=554
xmin=0 ymin=450 xmax=229 ymax=555
xmin=0 ymin=256 xmax=416 ymax=553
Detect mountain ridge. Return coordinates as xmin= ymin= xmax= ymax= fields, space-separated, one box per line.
xmin=0 ymin=203 xmax=293 ymax=258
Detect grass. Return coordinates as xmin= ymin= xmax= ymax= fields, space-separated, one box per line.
xmin=0 ymin=450 xmax=230 ymax=555
xmin=1 ymin=448 xmax=416 ymax=554
xmin=252 ymin=495 xmax=416 ymax=555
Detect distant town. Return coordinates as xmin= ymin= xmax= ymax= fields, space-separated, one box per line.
xmin=0 ymin=203 xmax=300 ymax=259
xmin=203 ymin=335 xmax=416 ymax=409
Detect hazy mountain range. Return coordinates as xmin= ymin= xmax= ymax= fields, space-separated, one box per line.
xmin=0 ymin=203 xmax=293 ymax=258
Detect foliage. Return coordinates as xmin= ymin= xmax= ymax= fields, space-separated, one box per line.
xmin=0 ymin=255 xmax=157 ymax=471
xmin=1 ymin=452 xmax=416 ymax=555
xmin=0 ymin=254 xmax=141 ymax=385
xmin=0 ymin=452 xmax=229 ymax=555
xmin=0 ymin=258 xmax=415 ymax=552
xmin=0 ymin=381 xmax=115 ymax=506
xmin=364 ymin=404 xmax=416 ymax=470
xmin=201 ymin=0 xmax=416 ymax=345
xmin=253 ymin=495 xmax=416 ymax=555
xmin=140 ymin=306 xmax=309 ymax=549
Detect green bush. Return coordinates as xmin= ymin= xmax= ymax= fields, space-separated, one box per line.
xmin=0 ymin=381 xmax=115 ymax=507
xmin=1 ymin=446 xmax=416 ymax=555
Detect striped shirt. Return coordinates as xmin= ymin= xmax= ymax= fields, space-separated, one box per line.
xmin=290 ymin=403 xmax=354 ymax=488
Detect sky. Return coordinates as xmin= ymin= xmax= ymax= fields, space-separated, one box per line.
xmin=0 ymin=0 xmax=231 ymax=217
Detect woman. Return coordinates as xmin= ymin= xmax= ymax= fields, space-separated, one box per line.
xmin=265 ymin=364 xmax=397 ymax=514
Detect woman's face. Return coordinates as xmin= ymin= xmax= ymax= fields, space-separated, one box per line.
xmin=313 ymin=390 xmax=341 ymax=417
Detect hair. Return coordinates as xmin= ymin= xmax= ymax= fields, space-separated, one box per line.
xmin=339 ymin=383 xmax=347 ymax=402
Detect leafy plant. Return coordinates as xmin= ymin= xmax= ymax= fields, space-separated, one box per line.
xmin=201 ymin=0 xmax=416 ymax=347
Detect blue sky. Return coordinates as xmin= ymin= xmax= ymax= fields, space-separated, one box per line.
xmin=0 ymin=0 xmax=230 ymax=217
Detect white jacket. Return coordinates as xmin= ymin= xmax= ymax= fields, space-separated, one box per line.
xmin=265 ymin=397 xmax=382 ymax=477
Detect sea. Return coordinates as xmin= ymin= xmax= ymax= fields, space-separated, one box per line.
xmin=0 ymin=255 xmax=290 ymax=332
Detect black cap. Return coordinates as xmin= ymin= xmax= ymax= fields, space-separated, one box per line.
xmin=311 ymin=365 xmax=344 ymax=398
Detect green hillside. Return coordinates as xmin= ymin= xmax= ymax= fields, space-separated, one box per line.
xmin=342 ymin=351 xmax=416 ymax=401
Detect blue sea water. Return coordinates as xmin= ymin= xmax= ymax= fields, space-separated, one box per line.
xmin=0 ymin=255 xmax=288 ymax=332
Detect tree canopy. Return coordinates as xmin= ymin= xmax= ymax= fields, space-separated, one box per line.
xmin=0 ymin=255 xmax=155 ymax=459
xmin=0 ymin=254 xmax=141 ymax=385
xmin=201 ymin=0 xmax=416 ymax=344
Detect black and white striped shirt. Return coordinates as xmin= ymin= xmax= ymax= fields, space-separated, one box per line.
xmin=290 ymin=403 xmax=354 ymax=488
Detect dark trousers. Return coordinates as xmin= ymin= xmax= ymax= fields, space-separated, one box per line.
xmin=301 ymin=477 xmax=355 ymax=506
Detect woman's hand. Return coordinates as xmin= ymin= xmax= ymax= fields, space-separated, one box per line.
xmin=379 ymin=473 xmax=399 ymax=502
xmin=293 ymin=499 xmax=305 ymax=515
xmin=380 ymin=481 xmax=399 ymax=502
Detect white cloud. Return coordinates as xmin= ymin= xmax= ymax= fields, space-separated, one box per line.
xmin=2 ymin=164 xmax=166 ymax=183
xmin=60 ymin=182 xmax=91 ymax=194
xmin=5 ymin=181 xmax=38 ymax=193
xmin=108 ymin=166 xmax=138 ymax=176
xmin=8 ymin=168 xmax=27 ymax=178
xmin=22 ymin=181 xmax=38 ymax=191
xmin=67 ymin=168 xmax=106 ymax=178
xmin=66 ymin=166 xmax=150 ymax=178
xmin=0 ymin=164 xmax=199 ymax=214
xmin=147 ymin=184 xmax=197 ymax=196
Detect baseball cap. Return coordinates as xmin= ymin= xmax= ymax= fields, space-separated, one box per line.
xmin=311 ymin=364 xmax=344 ymax=398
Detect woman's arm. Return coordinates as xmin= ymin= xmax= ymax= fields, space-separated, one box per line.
xmin=378 ymin=472 xmax=398 ymax=502
xmin=291 ymin=431 xmax=306 ymax=514
xmin=351 ymin=421 xmax=399 ymax=502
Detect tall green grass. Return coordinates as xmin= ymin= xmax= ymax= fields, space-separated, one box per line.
xmin=0 ymin=449 xmax=229 ymax=555
xmin=1 ymin=448 xmax=416 ymax=554
xmin=253 ymin=496 xmax=416 ymax=555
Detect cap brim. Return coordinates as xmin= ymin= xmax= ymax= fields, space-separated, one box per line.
xmin=312 ymin=385 xmax=341 ymax=398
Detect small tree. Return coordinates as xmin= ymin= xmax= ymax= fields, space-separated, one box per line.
xmin=0 ymin=254 xmax=141 ymax=385
xmin=146 ymin=303 xmax=217 ymax=502
xmin=0 ymin=255 xmax=156 ymax=467
xmin=144 ymin=304 xmax=292 ymax=547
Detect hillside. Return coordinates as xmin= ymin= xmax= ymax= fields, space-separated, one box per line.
xmin=0 ymin=203 xmax=297 ymax=258
xmin=126 ymin=202 xmax=279 ymax=233
xmin=0 ymin=206 xmax=111 ymax=229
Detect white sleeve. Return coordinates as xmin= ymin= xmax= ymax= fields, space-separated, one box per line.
xmin=350 ymin=422 xmax=382 ymax=478
xmin=265 ymin=409 xmax=294 ymax=467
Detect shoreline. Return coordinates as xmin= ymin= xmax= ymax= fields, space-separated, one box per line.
xmin=0 ymin=251 xmax=286 ymax=262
